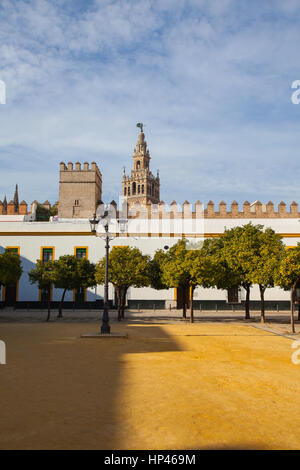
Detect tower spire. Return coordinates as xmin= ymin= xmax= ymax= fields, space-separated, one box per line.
xmin=14 ymin=184 xmax=19 ymax=213
xmin=3 ymin=195 xmax=7 ymax=214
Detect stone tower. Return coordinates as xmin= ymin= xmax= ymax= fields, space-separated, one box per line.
xmin=58 ymin=162 xmax=102 ymax=218
xmin=122 ymin=125 xmax=160 ymax=207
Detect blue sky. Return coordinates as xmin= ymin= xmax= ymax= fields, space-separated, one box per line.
xmin=0 ymin=0 xmax=300 ymax=209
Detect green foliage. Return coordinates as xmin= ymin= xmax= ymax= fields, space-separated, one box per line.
xmin=221 ymin=223 xmax=263 ymax=286
xmin=192 ymin=224 xmax=285 ymax=321
xmin=52 ymin=255 xmax=77 ymax=290
xmin=49 ymin=205 xmax=58 ymax=216
xmin=220 ymin=223 xmax=284 ymax=287
xmin=29 ymin=255 xmax=96 ymax=319
xmin=95 ymin=246 xmax=150 ymax=320
xmin=76 ymin=257 xmax=97 ymax=289
xmin=36 ymin=204 xmax=50 ymax=221
xmin=158 ymin=240 xmax=192 ymax=319
xmin=149 ymin=249 xmax=169 ymax=290
xmin=52 ymin=255 xmax=96 ymax=291
xmin=191 ymin=237 xmax=240 ymax=290
xmin=250 ymin=228 xmax=285 ymax=288
xmin=161 ymin=239 xmax=192 ymax=289
xmin=28 ymin=260 xmax=53 ymax=290
xmin=203 ymin=223 xmax=285 ymax=320
xmin=161 ymin=239 xmax=221 ymax=291
xmin=275 ymin=244 xmax=300 ymax=333
xmin=36 ymin=204 xmax=58 ymax=221
xmin=0 ymin=251 xmax=22 ymax=287
xmin=202 ymin=225 xmax=284 ymax=290
xmin=29 ymin=260 xmax=54 ymax=321
xmin=275 ymin=244 xmax=300 ymax=290
xmin=95 ymin=246 xmax=150 ymax=289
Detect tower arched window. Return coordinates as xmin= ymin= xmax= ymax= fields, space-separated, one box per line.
xmin=136 ymin=160 xmax=140 ymax=170
xmin=132 ymin=182 xmax=136 ymax=195
xmin=124 ymin=187 xmax=127 ymax=196
xmin=142 ymin=184 xmax=144 ymax=194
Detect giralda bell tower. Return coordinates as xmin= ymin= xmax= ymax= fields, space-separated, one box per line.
xmin=122 ymin=123 xmax=160 ymax=207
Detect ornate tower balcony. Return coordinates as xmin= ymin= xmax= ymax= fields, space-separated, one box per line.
xmin=122 ymin=123 xmax=160 ymax=207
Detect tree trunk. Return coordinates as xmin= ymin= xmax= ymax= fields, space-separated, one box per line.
xmin=190 ymin=286 xmax=194 ymax=323
xmin=46 ymin=288 xmax=51 ymax=322
xmin=244 ymin=284 xmax=251 ymax=320
xmin=291 ymin=285 xmax=296 ymax=334
xmin=259 ymin=285 xmax=266 ymax=323
xmin=182 ymin=300 xmax=186 ymax=318
xmin=182 ymin=285 xmax=187 ymax=319
xmin=116 ymin=287 xmax=121 ymax=321
xmin=120 ymin=287 xmax=124 ymax=319
xmin=121 ymin=287 xmax=127 ymax=319
xmin=58 ymin=288 xmax=67 ymax=318
xmin=298 ymin=301 xmax=300 ymax=322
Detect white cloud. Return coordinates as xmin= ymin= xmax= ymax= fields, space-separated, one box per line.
xmin=0 ymin=0 xmax=299 ymax=207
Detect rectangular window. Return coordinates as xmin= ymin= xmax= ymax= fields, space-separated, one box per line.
xmin=38 ymin=248 xmax=54 ymax=302
xmin=42 ymin=248 xmax=53 ymax=262
xmin=75 ymin=247 xmax=87 ymax=259
xmin=74 ymin=247 xmax=88 ymax=303
xmin=5 ymin=247 xmax=20 ymax=254
xmin=74 ymin=200 xmax=80 ymax=206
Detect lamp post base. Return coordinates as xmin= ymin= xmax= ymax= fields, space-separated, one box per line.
xmin=101 ymin=305 xmax=110 ymax=334
xmin=101 ymin=324 xmax=111 ymax=334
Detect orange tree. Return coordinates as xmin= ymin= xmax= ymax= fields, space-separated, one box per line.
xmin=52 ymin=255 xmax=96 ymax=318
xmin=95 ymin=246 xmax=150 ymax=320
xmin=250 ymin=228 xmax=285 ymax=323
xmin=0 ymin=250 xmax=22 ymax=290
xmin=159 ymin=239 xmax=204 ymax=321
xmin=29 ymin=260 xmax=53 ymax=321
xmin=275 ymin=244 xmax=300 ymax=333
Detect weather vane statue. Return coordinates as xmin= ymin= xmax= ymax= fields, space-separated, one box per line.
xmin=136 ymin=122 xmax=144 ymax=133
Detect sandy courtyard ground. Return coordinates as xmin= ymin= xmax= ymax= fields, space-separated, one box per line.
xmin=0 ymin=319 xmax=300 ymax=450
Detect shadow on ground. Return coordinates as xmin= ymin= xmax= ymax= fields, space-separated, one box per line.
xmin=0 ymin=323 xmax=183 ymax=449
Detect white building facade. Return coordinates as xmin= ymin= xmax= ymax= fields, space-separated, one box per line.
xmin=0 ymin=212 xmax=299 ymax=310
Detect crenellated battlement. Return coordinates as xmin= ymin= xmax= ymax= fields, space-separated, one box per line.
xmin=202 ymin=200 xmax=300 ymax=218
xmin=60 ymin=161 xmax=102 ymax=176
xmin=94 ymin=199 xmax=300 ymax=238
xmin=109 ymin=200 xmax=300 ymax=219
xmin=0 ymin=199 xmax=28 ymax=215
